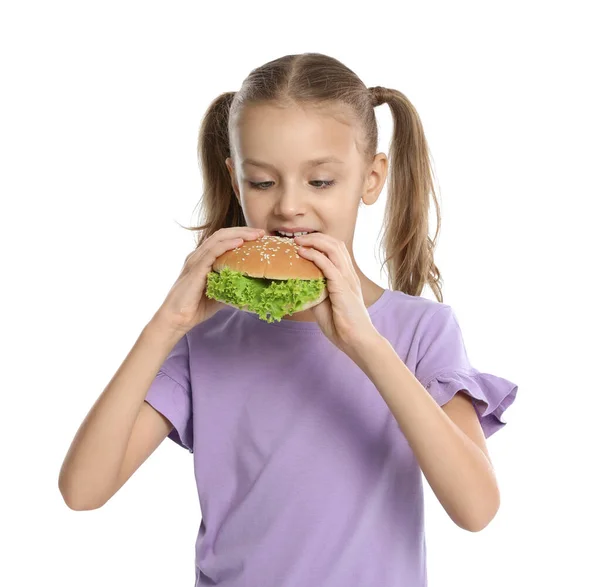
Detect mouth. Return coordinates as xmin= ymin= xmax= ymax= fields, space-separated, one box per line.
xmin=269 ymin=229 xmax=319 ymax=238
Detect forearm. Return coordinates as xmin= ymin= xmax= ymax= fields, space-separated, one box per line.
xmin=58 ymin=319 xmax=183 ymax=509
xmin=349 ymin=335 xmax=499 ymax=532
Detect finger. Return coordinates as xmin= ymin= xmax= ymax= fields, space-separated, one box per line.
xmin=213 ymin=226 xmax=265 ymax=243
xmin=187 ymin=227 xmax=264 ymax=267
xmin=202 ymin=227 xmax=264 ymax=251
xmin=295 ymin=233 xmax=359 ymax=290
xmin=296 ymin=246 xmax=344 ymax=289
xmin=200 ymin=226 xmax=265 ymax=268
xmin=294 ymin=232 xmax=346 ymax=267
xmin=187 ymin=236 xmax=245 ymax=274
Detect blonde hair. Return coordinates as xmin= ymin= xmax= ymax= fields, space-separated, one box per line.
xmin=181 ymin=52 xmax=443 ymax=302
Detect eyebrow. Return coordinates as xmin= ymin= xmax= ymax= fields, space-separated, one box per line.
xmin=241 ymin=156 xmax=344 ymax=169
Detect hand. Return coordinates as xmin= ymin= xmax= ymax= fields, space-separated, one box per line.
xmin=294 ymin=232 xmax=381 ymax=355
xmin=151 ymin=226 xmax=265 ymax=334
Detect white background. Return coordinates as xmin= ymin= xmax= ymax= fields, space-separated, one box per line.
xmin=2 ymin=1 xmax=598 ymax=585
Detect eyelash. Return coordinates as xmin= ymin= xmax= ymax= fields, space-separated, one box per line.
xmin=248 ymin=180 xmax=336 ymax=191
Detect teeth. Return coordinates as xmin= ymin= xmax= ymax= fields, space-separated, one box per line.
xmin=276 ymin=230 xmax=312 ymax=237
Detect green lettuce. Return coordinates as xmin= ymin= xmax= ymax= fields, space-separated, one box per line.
xmin=205 ymin=266 xmax=326 ymax=323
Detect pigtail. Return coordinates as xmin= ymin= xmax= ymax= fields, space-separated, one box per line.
xmin=372 ymin=87 xmax=443 ymax=302
xmin=180 ymin=91 xmax=246 ymax=248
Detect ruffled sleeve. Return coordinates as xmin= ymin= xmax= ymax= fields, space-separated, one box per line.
xmin=415 ymin=305 xmax=518 ymax=438
xmin=144 ymin=333 xmax=194 ymax=452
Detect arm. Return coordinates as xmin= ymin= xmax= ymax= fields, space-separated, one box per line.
xmin=58 ymin=319 xmax=184 ymax=511
xmin=349 ymin=335 xmax=500 ymax=532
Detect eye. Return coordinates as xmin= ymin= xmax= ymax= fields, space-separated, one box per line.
xmin=311 ymin=180 xmax=336 ymax=189
xmin=248 ymin=180 xmax=336 ymax=190
xmin=248 ymin=181 xmax=274 ymax=190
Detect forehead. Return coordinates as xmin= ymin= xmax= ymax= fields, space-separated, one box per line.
xmin=231 ymin=103 xmax=361 ymax=167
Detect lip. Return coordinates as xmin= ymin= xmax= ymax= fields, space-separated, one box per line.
xmin=270 ymin=227 xmax=318 ymax=235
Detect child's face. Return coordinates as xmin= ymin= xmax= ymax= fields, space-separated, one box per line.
xmin=225 ymin=103 xmax=386 ymax=253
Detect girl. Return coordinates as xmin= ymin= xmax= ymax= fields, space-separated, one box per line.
xmin=59 ymin=52 xmax=519 ymax=586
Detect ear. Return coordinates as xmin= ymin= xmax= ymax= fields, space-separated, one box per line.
xmin=361 ymin=153 xmax=388 ymax=206
xmin=225 ymin=157 xmax=241 ymax=205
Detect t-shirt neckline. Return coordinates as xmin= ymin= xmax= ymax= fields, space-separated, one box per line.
xmin=243 ymin=288 xmax=393 ymax=331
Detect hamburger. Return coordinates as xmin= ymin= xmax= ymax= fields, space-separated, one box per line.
xmin=205 ymin=235 xmax=328 ymax=323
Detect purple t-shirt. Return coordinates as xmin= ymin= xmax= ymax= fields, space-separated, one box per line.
xmin=144 ymin=288 xmax=518 ymax=586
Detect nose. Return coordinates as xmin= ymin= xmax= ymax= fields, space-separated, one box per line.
xmin=273 ymin=188 xmax=306 ymax=217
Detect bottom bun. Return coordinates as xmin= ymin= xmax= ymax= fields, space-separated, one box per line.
xmin=221 ymin=287 xmax=329 ymax=320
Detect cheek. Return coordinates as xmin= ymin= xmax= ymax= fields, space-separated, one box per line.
xmin=238 ymin=194 xmax=269 ymax=218
xmin=323 ymin=192 xmax=360 ymax=216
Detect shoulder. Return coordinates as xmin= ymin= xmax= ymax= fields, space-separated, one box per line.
xmin=371 ymin=289 xmax=463 ymax=356
xmin=379 ymin=288 xmax=453 ymax=329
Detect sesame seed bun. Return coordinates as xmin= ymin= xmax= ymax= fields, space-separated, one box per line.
xmin=211 ymin=235 xmax=329 ymax=315
xmin=213 ymin=235 xmax=325 ymax=280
